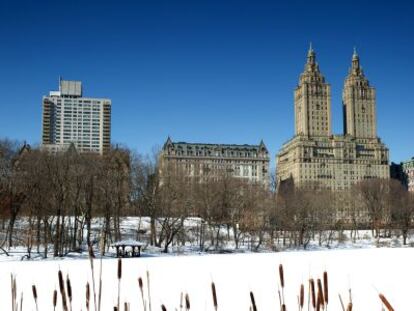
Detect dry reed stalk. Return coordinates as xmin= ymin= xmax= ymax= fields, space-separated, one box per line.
xmin=117 ymin=258 xmax=122 ymax=310
xmin=138 ymin=277 xmax=147 ymax=311
xmin=86 ymin=282 xmax=90 ymax=311
xmin=299 ymin=284 xmax=304 ymax=310
xmin=98 ymin=256 xmax=103 ymax=311
xmin=338 ymin=294 xmax=345 ymax=311
xmin=279 ymin=264 xmax=285 ymax=304
xmin=249 ymin=291 xmax=257 ymax=311
xmin=179 ymin=291 xmax=183 ymax=311
xmin=53 ymin=289 xmax=57 ymax=311
xmin=379 ymin=293 xmax=394 ymax=311
xmin=211 ymin=282 xmax=218 ymax=310
xmin=185 ymin=293 xmax=191 ymax=311
xmin=316 ymin=279 xmax=324 ymax=308
xmin=161 ymin=305 xmax=167 ymax=311
xmin=32 ymin=284 xmax=39 ymax=311
xmin=323 ymin=271 xmax=328 ymax=306
xmin=11 ymin=274 xmax=17 ymax=311
xmin=58 ymin=269 xmax=69 ymax=311
xmin=88 ymin=244 xmax=98 ymax=311
xmin=278 ymin=287 xmax=282 ymax=308
xmin=309 ymin=279 xmax=316 ymax=310
xmin=67 ymin=274 xmax=73 ymax=311
xmin=147 ymin=270 xmax=152 ymax=311
xmin=19 ymin=292 xmax=23 ymax=311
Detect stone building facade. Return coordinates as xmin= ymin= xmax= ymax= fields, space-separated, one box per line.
xmin=402 ymin=158 xmax=414 ymax=192
xmin=276 ymin=47 xmax=389 ymax=192
xmin=160 ymin=137 xmax=270 ymax=186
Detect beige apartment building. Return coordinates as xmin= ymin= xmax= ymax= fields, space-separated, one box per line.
xmin=276 ymin=47 xmax=389 ymax=192
xmin=160 ymin=137 xmax=270 ymax=187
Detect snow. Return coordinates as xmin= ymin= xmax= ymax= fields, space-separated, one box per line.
xmin=0 ymin=247 xmax=412 ymax=310
xmin=112 ymin=240 xmax=146 ymax=247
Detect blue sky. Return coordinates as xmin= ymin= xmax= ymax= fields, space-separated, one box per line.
xmin=0 ymin=0 xmax=413 ymax=166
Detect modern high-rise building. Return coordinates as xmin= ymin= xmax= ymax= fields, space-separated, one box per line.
xmin=276 ymin=47 xmax=389 ymax=192
xmin=159 ymin=137 xmax=270 ymax=187
xmin=41 ymin=79 xmax=111 ymax=155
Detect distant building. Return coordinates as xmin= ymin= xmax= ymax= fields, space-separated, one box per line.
xmin=41 ymin=79 xmax=111 ymax=155
xmin=390 ymin=162 xmax=405 ymax=185
xmin=276 ymin=46 xmax=389 ymax=192
xmin=159 ymin=137 xmax=270 ymax=186
xmin=402 ymin=158 xmax=414 ymax=192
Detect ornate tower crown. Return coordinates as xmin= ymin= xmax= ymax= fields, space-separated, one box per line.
xmin=299 ymin=43 xmax=325 ymax=84
xmin=343 ymin=48 xmax=376 ymax=138
xmin=347 ymin=47 xmax=368 ymax=84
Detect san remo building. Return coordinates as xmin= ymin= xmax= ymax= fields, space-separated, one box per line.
xmin=276 ymin=46 xmax=389 ymax=191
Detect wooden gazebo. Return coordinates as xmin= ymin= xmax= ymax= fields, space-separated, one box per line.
xmin=112 ymin=240 xmax=146 ymax=258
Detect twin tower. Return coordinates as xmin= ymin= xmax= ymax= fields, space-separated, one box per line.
xmin=276 ymin=46 xmax=389 ymax=193
xmin=295 ymin=45 xmax=376 ymax=139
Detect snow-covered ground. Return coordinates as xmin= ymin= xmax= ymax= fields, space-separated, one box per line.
xmin=4 ymin=216 xmax=414 ymax=261
xmin=0 ymin=247 xmax=411 ymax=310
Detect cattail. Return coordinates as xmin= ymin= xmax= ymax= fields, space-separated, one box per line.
xmin=211 ymin=282 xmax=218 ymax=310
xmin=379 ymin=294 xmax=394 ymax=311
xmin=117 ymin=258 xmax=122 ymax=279
xmin=32 ymin=285 xmax=39 ymax=311
xmin=117 ymin=258 xmax=122 ymax=310
xmin=281 ymin=304 xmax=286 ymax=311
xmin=317 ymin=279 xmax=324 ymax=307
xmin=323 ymin=271 xmax=328 ymax=305
xmin=279 ymin=264 xmax=284 ymax=288
xmin=124 ymin=302 xmax=129 ymax=311
xmin=67 ymin=274 xmax=73 ymax=310
xmin=161 ymin=305 xmax=167 ymax=311
xmin=58 ymin=269 xmax=68 ymax=311
xmin=185 ymin=293 xmax=191 ymax=310
xmin=138 ymin=277 xmax=146 ymax=311
xmin=316 ymin=294 xmax=321 ymax=311
xmin=86 ymin=282 xmax=90 ymax=311
xmin=114 ymin=307 xmax=118 ymax=311
xmin=279 ymin=264 xmax=285 ymax=305
xmin=53 ymin=289 xmax=57 ymax=310
xmin=32 ymin=285 xmax=37 ymax=300
xmin=249 ymin=291 xmax=257 ymax=311
xmin=299 ymin=284 xmax=304 ymax=309
xmin=309 ymin=279 xmax=316 ymax=309
xmin=346 ymin=302 xmax=352 ymax=311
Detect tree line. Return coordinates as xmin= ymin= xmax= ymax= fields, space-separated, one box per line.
xmin=0 ymin=138 xmax=413 ymax=258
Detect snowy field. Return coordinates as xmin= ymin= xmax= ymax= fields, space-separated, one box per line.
xmin=0 ymin=247 xmax=411 ymax=310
